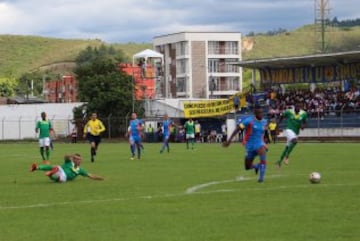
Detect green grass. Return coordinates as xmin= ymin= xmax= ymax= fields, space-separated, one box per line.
xmin=0 ymin=142 xmax=359 ymax=241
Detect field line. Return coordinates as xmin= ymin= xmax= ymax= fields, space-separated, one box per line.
xmin=0 ymin=182 xmax=357 ymax=210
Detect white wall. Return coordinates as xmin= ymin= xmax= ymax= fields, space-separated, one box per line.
xmin=0 ymin=103 xmax=84 ymax=140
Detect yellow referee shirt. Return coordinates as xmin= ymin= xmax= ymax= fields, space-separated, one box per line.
xmin=83 ymin=119 xmax=106 ymax=136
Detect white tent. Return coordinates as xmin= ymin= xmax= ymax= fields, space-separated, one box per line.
xmin=131 ymin=49 xmax=164 ymax=112
xmin=132 ymin=49 xmax=164 ymax=63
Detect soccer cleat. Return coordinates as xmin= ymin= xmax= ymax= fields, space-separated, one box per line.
xmin=30 ymin=163 xmax=38 ymax=172
xmin=275 ymin=160 xmax=282 ymax=169
xmin=284 ymin=157 xmax=289 ymax=165
xmin=258 ymin=178 xmax=264 ymax=183
xmin=45 ymin=167 xmax=59 ymax=177
xmin=43 ymin=160 xmax=50 ymax=164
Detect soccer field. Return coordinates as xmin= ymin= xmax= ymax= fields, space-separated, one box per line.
xmin=0 ymin=142 xmax=359 ymax=241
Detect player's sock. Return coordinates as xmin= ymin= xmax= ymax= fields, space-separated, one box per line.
xmin=258 ymin=161 xmax=266 ymax=182
xmin=253 ymin=163 xmax=260 ymax=174
xmin=186 ymin=141 xmax=189 ymax=149
xmin=130 ymin=144 xmax=135 ymax=157
xmin=45 ymin=148 xmax=50 ymax=161
xmin=160 ymin=143 xmax=165 ymax=153
xmin=277 ymin=146 xmax=289 ymax=165
xmin=286 ymin=142 xmax=297 ymax=157
xmin=137 ymin=146 xmax=141 ymax=159
xmin=37 ymin=164 xmax=53 ymax=171
xmin=40 ymin=147 xmax=45 ymax=160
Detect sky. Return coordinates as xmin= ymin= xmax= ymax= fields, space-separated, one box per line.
xmin=0 ymin=0 xmax=358 ymax=43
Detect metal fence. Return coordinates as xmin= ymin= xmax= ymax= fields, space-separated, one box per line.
xmin=0 ymin=109 xmax=359 ymax=141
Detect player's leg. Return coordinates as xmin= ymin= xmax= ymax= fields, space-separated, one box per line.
xmin=160 ymin=135 xmax=169 ymax=153
xmin=191 ymin=134 xmax=195 ymax=149
xmin=39 ymin=138 xmax=46 ymax=161
xmin=186 ymin=134 xmax=190 ymax=149
xmin=129 ymin=137 xmax=135 ymax=159
xmin=244 ymin=149 xmax=257 ymax=171
xmin=276 ymin=129 xmax=295 ymax=166
xmin=90 ymin=139 xmax=96 ymax=162
xmin=284 ymin=139 xmax=297 ymax=164
xmin=257 ymin=146 xmax=267 ymax=182
xmin=30 ymin=163 xmax=52 ymax=172
xmin=47 ymin=166 xmax=67 ymax=182
xmin=135 ymin=138 xmax=141 ymax=159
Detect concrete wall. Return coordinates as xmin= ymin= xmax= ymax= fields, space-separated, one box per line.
xmin=0 ymin=102 xmax=84 ymax=140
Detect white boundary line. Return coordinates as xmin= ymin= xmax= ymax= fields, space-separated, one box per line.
xmin=0 ymin=180 xmax=358 ymax=210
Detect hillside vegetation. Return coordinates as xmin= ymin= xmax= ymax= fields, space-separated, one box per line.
xmin=0 ymin=35 xmax=151 ymax=77
xmin=243 ymin=25 xmax=360 ymax=60
xmin=0 ymin=25 xmax=360 ymax=78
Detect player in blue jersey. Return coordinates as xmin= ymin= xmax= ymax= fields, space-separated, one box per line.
xmin=160 ymin=113 xmax=173 ymax=153
xmin=127 ymin=112 xmax=144 ymax=160
xmin=223 ymin=106 xmax=268 ymax=182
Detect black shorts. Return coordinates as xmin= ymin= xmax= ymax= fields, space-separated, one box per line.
xmin=87 ymin=134 xmax=101 ymax=145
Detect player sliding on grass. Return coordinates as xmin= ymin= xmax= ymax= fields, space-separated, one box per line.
xmin=30 ymin=153 xmax=104 ymax=182
xmin=223 ymin=106 xmax=268 ymax=183
xmin=276 ymin=103 xmax=308 ymax=167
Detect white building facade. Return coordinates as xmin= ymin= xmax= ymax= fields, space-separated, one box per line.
xmin=153 ymin=32 xmax=242 ymax=99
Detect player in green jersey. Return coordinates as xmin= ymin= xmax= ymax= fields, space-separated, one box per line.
xmin=184 ymin=118 xmax=195 ymax=150
xmin=276 ymin=104 xmax=308 ymax=167
xmin=30 ymin=153 xmax=104 ymax=182
xmin=35 ymin=112 xmax=55 ymax=164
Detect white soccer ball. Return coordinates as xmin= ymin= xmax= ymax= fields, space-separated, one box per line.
xmin=309 ymin=172 xmax=321 ymax=184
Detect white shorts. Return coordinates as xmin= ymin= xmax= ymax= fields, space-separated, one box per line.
xmin=186 ymin=133 xmax=195 ymax=139
xmin=39 ymin=137 xmax=51 ymax=147
xmin=55 ymin=166 xmax=67 ymax=182
xmin=284 ymin=129 xmax=298 ymax=145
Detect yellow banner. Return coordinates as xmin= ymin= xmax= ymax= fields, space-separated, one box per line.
xmin=183 ymin=93 xmax=246 ymax=118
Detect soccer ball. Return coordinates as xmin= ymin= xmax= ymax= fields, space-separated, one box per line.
xmin=309 ymin=172 xmax=321 ymax=184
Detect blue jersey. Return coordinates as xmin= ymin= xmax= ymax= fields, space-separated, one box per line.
xmin=237 ymin=116 xmax=267 ymax=150
xmin=129 ymin=119 xmax=143 ymax=137
xmin=162 ymin=119 xmax=172 ymax=136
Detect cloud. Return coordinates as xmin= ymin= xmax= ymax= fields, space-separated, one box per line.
xmin=0 ymin=0 xmax=359 ymax=43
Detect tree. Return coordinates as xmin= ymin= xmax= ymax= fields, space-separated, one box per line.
xmin=17 ymin=72 xmax=44 ymax=98
xmin=73 ymin=45 xmax=136 ymax=136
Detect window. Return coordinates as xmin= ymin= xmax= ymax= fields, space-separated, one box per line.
xmin=176 ymin=41 xmax=188 ymax=56
xmin=176 ymin=59 xmax=188 ymax=75
xmin=225 ymin=41 xmax=238 ymax=55
xmin=208 ymin=41 xmax=220 ymax=55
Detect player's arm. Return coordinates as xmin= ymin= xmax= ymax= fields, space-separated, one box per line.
xmin=222 ymin=124 xmax=244 ymax=147
xmin=88 ymin=173 xmax=104 ymax=181
xmin=301 ymin=119 xmax=307 ymax=130
xmin=83 ymin=121 xmax=89 ymax=137
xmin=35 ymin=121 xmax=39 ymax=133
xmin=98 ymin=120 xmax=106 ymax=133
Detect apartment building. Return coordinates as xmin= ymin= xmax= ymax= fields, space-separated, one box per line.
xmin=153 ymin=32 xmax=242 ymax=99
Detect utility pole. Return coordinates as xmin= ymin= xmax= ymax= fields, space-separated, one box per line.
xmin=314 ymin=0 xmax=331 ymax=53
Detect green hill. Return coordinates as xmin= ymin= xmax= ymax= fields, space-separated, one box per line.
xmin=243 ymin=25 xmax=360 ymax=60
xmin=0 ymin=35 xmax=151 ymax=77
xmin=0 ymin=25 xmax=359 ymax=79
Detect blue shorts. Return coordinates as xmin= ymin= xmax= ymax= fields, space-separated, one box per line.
xmin=130 ymin=135 xmax=142 ymax=145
